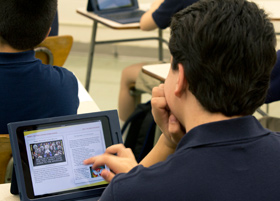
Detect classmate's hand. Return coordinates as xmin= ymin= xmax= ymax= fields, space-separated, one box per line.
xmin=83 ymin=144 xmax=138 ymax=182
xmin=151 ymin=84 xmax=185 ymax=149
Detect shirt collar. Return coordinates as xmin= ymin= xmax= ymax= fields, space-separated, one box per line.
xmin=0 ymin=50 xmax=36 ymax=64
xmin=177 ymin=116 xmax=270 ymax=150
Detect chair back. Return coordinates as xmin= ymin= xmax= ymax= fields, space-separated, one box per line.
xmin=0 ymin=134 xmax=12 ymax=184
xmin=34 ymin=35 xmax=73 ymax=67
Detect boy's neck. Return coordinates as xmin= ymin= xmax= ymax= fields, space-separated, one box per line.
xmin=181 ymin=92 xmax=242 ymax=133
xmin=0 ymin=44 xmax=27 ymax=53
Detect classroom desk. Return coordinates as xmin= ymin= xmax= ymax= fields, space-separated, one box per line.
xmin=77 ymin=79 xmax=100 ymax=113
xmin=0 ymin=80 xmax=100 ymax=201
xmin=76 ymin=7 xmax=169 ymax=91
xmin=142 ymin=63 xmax=170 ymax=82
xmin=0 ymin=183 xmax=17 ymax=201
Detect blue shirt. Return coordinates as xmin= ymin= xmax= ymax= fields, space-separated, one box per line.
xmin=266 ymin=50 xmax=280 ymax=103
xmin=100 ymin=116 xmax=280 ymax=201
xmin=152 ymin=0 xmax=198 ymax=29
xmin=0 ymin=50 xmax=79 ymax=134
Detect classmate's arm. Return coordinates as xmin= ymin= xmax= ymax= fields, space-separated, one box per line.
xmin=140 ymin=0 xmax=164 ymax=31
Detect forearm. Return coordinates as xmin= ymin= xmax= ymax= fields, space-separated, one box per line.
xmin=140 ymin=0 xmax=164 ymax=31
xmin=140 ymin=134 xmax=176 ymax=167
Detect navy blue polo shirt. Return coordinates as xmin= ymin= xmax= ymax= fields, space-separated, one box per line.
xmin=100 ymin=116 xmax=280 ymax=201
xmin=0 ymin=50 xmax=79 ymax=133
xmin=266 ymin=50 xmax=280 ymax=103
xmin=0 ymin=50 xmax=79 ymax=194
xmin=152 ymin=0 xmax=198 ymax=29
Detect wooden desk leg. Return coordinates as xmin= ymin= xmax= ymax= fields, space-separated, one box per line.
xmin=85 ymin=21 xmax=98 ymax=91
xmin=158 ymin=29 xmax=163 ymax=61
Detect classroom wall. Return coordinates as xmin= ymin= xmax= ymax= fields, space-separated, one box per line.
xmin=58 ymin=0 xmax=280 ymax=49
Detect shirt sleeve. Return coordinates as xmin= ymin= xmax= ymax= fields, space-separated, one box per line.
xmin=152 ymin=0 xmax=198 ymax=29
xmin=265 ymin=50 xmax=280 ymax=103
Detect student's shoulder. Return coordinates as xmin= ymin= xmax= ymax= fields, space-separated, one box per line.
xmin=42 ymin=64 xmax=78 ymax=84
xmin=39 ymin=64 xmax=78 ymax=95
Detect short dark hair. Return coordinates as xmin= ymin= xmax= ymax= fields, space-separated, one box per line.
xmin=0 ymin=0 xmax=57 ymax=50
xmin=169 ymin=0 xmax=277 ymax=116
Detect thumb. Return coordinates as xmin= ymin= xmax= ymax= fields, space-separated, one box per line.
xmin=101 ymin=169 xmax=115 ymax=183
xmin=168 ymin=114 xmax=180 ymax=133
xmin=169 ymin=114 xmax=185 ymax=144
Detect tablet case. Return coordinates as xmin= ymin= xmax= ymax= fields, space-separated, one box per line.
xmin=8 ymin=110 xmax=122 ymax=201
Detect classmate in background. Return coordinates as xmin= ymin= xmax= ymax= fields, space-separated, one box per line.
xmin=49 ymin=11 xmax=59 ymax=36
xmin=266 ymin=50 xmax=280 ymax=103
xmin=85 ymin=0 xmax=280 ymax=200
xmin=118 ymin=0 xmax=198 ymax=123
xmin=0 ymin=0 xmax=79 ymax=193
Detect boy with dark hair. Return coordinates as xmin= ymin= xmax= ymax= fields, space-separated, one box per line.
xmin=0 ymin=0 xmax=79 ymax=193
xmin=84 ymin=0 xmax=280 ymax=200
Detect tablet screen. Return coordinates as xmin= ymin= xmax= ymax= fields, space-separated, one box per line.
xmin=16 ymin=117 xmax=113 ymax=199
xmin=96 ymin=0 xmax=133 ymax=11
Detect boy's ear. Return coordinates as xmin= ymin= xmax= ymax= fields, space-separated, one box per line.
xmin=44 ymin=28 xmax=52 ymax=40
xmin=175 ymin=63 xmax=187 ymax=97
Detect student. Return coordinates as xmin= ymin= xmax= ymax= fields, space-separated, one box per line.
xmin=0 ymin=0 xmax=79 ymax=134
xmin=118 ymin=0 xmax=198 ymax=122
xmin=0 ymin=0 xmax=79 ymax=193
xmin=85 ymin=0 xmax=280 ymax=200
xmin=49 ymin=11 xmax=59 ymax=36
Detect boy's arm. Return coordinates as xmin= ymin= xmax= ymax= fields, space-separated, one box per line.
xmin=140 ymin=0 xmax=164 ymax=31
xmin=140 ymin=134 xmax=175 ymax=167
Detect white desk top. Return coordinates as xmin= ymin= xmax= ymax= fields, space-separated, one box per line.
xmin=77 ymin=79 xmax=100 ymax=113
xmin=0 ymin=183 xmax=18 ymax=201
xmin=142 ymin=63 xmax=170 ymax=82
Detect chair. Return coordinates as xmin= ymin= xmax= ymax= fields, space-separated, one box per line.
xmin=34 ymin=35 xmax=73 ymax=66
xmin=0 ymin=134 xmax=12 ymax=184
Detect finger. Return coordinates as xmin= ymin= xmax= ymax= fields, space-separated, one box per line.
xmin=105 ymin=144 xmax=126 ymax=155
xmin=89 ymin=154 xmax=115 ymax=170
xmin=152 ymin=84 xmax=165 ymax=98
xmin=151 ymin=97 xmax=167 ymax=110
xmin=83 ymin=154 xmax=113 ymax=168
xmin=106 ymin=145 xmax=135 ymax=159
xmin=101 ymin=169 xmax=115 ymax=183
xmin=89 ymin=154 xmax=135 ymax=174
xmin=83 ymin=156 xmax=98 ymax=165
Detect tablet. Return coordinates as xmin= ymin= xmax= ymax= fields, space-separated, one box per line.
xmin=8 ymin=110 xmax=122 ymax=201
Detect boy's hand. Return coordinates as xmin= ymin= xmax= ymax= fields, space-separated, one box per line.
xmin=83 ymin=144 xmax=138 ymax=182
xmin=151 ymin=84 xmax=185 ymax=149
